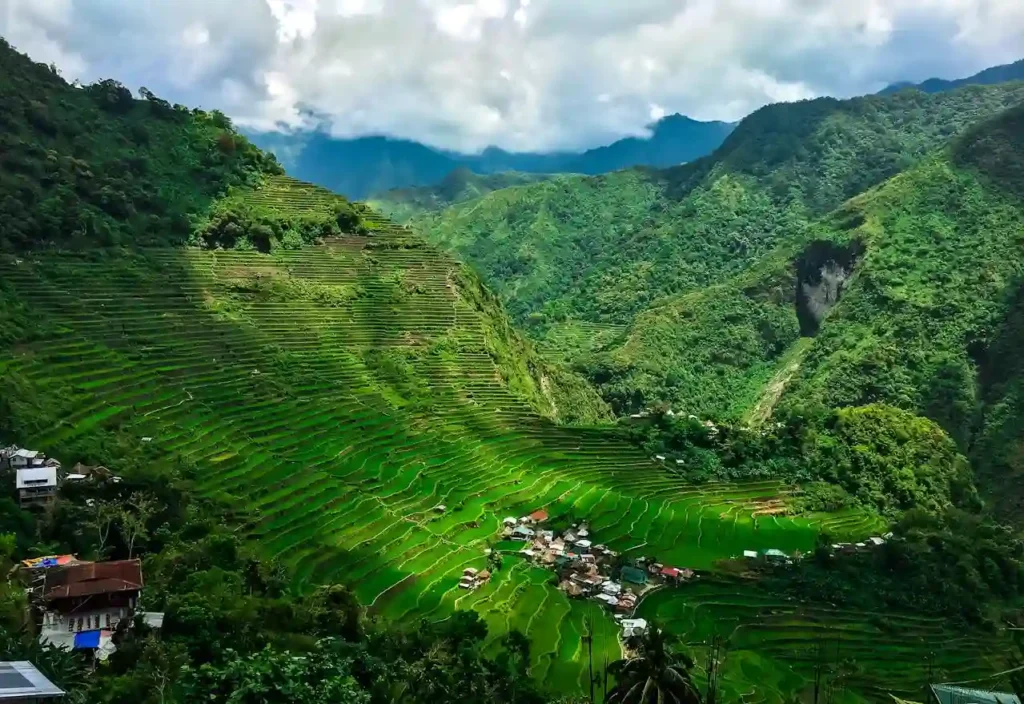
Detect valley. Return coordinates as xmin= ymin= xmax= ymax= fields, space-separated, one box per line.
xmin=0 ymin=176 xmax=886 ymax=697
xmin=1 ymin=33 xmax=1023 ymax=704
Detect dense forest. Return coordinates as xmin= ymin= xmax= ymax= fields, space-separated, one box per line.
xmin=396 ymin=84 xmax=1024 ymax=338
xmin=0 ymin=37 xmax=366 ymax=253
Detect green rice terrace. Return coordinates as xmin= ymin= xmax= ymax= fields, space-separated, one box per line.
xmin=0 ymin=181 xmax=1004 ymax=701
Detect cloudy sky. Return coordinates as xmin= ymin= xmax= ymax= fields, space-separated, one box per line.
xmin=2 ymin=0 xmax=1023 ymax=152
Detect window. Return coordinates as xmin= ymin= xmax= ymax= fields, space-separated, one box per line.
xmin=105 ymin=613 xmax=111 ymax=628
xmin=67 ymin=617 xmax=73 ymax=633
xmin=76 ymin=617 xmax=83 ymax=632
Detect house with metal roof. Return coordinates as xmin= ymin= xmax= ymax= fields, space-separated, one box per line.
xmin=621 ymin=618 xmax=648 ymax=638
xmin=929 ymin=685 xmax=1020 ymax=704
xmin=620 ymin=566 xmax=648 ymax=585
xmin=511 ymin=526 xmax=535 ymax=541
xmin=15 ymin=467 xmax=57 ymax=508
xmin=38 ymin=560 xmax=143 ymax=660
xmin=9 ymin=449 xmax=43 ymax=469
xmin=0 ymin=661 xmax=64 ymax=701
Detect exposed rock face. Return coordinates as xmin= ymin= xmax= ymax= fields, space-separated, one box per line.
xmin=795 ymin=240 xmax=863 ymax=336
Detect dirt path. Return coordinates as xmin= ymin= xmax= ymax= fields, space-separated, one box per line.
xmin=746 ymin=338 xmax=813 ymax=428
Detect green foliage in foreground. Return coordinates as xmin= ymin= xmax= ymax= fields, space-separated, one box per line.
xmin=606 ymin=626 xmax=701 ymax=704
xmin=0 ymin=38 xmax=281 ymax=250
xmin=0 ymin=458 xmax=551 ymax=704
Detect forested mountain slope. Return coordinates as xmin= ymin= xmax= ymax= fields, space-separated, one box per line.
xmin=0 ymin=38 xmax=281 ymax=250
xmin=594 ymin=103 xmax=1024 ymax=515
xmin=408 ymin=83 xmax=1024 ymax=342
xmin=368 ymin=168 xmax=550 ymax=222
xmin=780 ymin=104 xmax=1024 ymax=507
xmin=0 ymin=40 xmax=604 ymax=425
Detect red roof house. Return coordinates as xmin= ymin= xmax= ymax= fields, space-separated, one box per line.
xmin=528 ymin=509 xmax=549 ymax=522
xmin=43 ymin=560 xmax=143 ymax=603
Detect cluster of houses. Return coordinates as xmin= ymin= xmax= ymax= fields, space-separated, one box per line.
xmin=501 ymin=510 xmax=694 ymax=636
xmin=458 ymin=566 xmax=492 ymax=590
xmin=17 ymin=555 xmax=158 ymax=661
xmin=827 ymin=534 xmax=891 ymax=554
xmin=2 ymin=446 xmax=62 ymax=508
xmin=2 ymin=445 xmax=119 ymax=509
xmin=739 ymin=533 xmax=893 ymax=565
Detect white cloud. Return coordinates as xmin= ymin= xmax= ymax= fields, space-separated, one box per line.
xmin=1 ymin=0 xmax=1022 ymax=152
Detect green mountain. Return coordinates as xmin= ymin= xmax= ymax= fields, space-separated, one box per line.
xmin=880 ymin=57 xmax=1024 ymax=95
xmin=368 ymin=168 xmax=551 ymax=222
xmin=0 ymin=39 xmax=606 ymax=426
xmin=248 ymin=113 xmax=734 ymax=199
xmin=594 ymin=103 xmax=1024 ymax=435
xmin=0 ymin=38 xmax=281 ymax=250
xmin=407 ymin=83 xmax=1024 ymax=346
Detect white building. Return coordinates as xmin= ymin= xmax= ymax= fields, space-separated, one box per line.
xmin=10 ymin=449 xmax=43 ymax=470
xmin=601 ymin=581 xmax=622 ymax=596
xmin=621 ymin=618 xmax=648 ymax=638
xmin=511 ymin=526 xmax=535 ymax=541
xmin=16 ymin=467 xmax=57 ymax=507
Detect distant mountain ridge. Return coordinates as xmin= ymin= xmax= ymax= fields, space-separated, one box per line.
xmin=880 ymin=57 xmax=1024 ymax=95
xmin=247 ymin=113 xmax=735 ymax=199
xmin=368 ymin=168 xmax=551 ymax=222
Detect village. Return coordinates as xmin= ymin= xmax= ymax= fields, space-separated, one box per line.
xmin=2 ymin=444 xmax=122 ymax=509
xmin=1 ymin=440 xmax=896 ymax=699
xmin=455 ymin=506 xmax=896 ymax=642
xmin=492 ymin=508 xmax=696 ymax=639
xmin=0 ymin=444 xmax=153 ymax=673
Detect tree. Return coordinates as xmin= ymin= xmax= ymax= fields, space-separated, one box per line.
xmin=119 ymin=492 xmax=157 ymax=559
xmin=606 ymin=626 xmax=702 ymax=704
xmin=179 ymin=641 xmax=370 ymax=704
xmin=87 ymin=499 xmax=119 ymax=557
xmin=488 ymin=550 xmax=504 ymax=573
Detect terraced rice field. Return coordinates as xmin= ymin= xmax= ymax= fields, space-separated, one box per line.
xmin=641 ymin=581 xmax=1014 ymax=704
xmin=0 ymin=188 xmax=930 ymax=699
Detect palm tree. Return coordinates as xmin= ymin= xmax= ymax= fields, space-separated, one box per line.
xmin=606 ymin=625 xmax=702 ymax=704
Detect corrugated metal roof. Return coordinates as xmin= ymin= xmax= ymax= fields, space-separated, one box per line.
xmin=0 ymin=661 xmax=64 ymax=699
xmin=15 ymin=467 xmax=57 ymax=489
xmin=930 ymin=685 xmax=1021 ymax=704
xmin=43 ymin=559 xmax=143 ymax=600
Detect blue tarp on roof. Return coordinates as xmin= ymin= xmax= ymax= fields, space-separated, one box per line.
xmin=73 ymin=630 xmax=101 ymax=649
